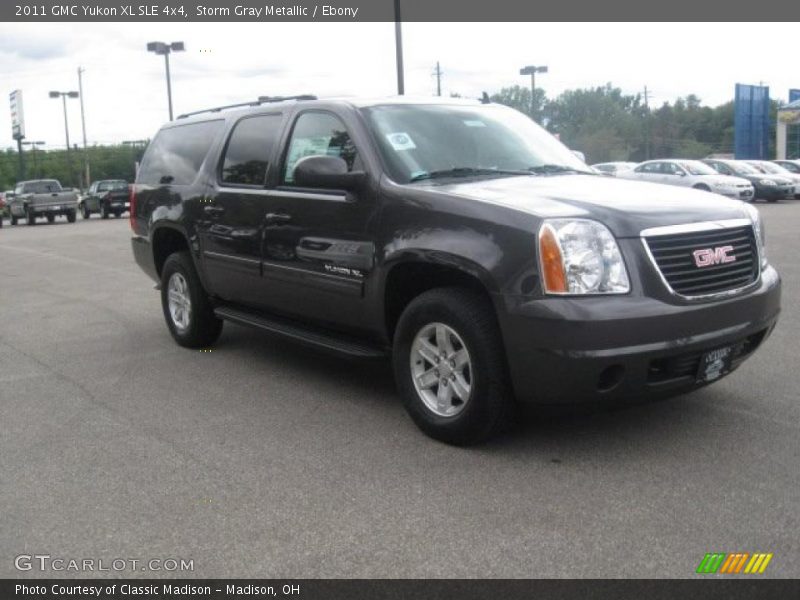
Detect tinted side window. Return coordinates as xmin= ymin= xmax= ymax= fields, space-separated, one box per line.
xmin=283 ymin=112 xmax=360 ymax=184
xmin=221 ymin=114 xmax=282 ymax=186
xmin=138 ymin=120 xmax=224 ymax=185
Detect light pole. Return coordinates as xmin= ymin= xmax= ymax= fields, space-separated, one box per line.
xmin=519 ymin=65 xmax=548 ymax=120
xmin=22 ymin=141 xmax=45 ymax=178
xmin=49 ymin=90 xmax=79 ymax=187
xmin=77 ymin=66 xmax=90 ymax=188
xmin=147 ymin=41 xmax=185 ymax=121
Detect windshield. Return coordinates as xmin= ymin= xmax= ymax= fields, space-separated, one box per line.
xmin=750 ymin=162 xmax=785 ymax=175
xmin=678 ymin=161 xmax=717 ymax=176
xmin=362 ymin=103 xmax=592 ymax=184
xmin=99 ymin=181 xmax=128 ymax=191
xmin=729 ymin=162 xmax=759 ymax=175
xmin=24 ymin=180 xmax=62 ymax=194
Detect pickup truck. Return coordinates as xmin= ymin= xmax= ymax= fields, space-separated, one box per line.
xmin=8 ymin=179 xmax=78 ymax=225
xmin=80 ymin=179 xmax=130 ymax=219
xmin=130 ymin=96 xmax=781 ymax=445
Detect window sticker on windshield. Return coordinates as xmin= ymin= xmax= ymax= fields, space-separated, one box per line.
xmin=386 ymin=132 xmax=416 ymax=151
xmin=463 ymin=120 xmax=487 ymax=127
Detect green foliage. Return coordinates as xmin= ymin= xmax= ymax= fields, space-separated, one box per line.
xmin=0 ymin=143 xmax=148 ymax=191
xmin=490 ymin=83 xmax=744 ymax=164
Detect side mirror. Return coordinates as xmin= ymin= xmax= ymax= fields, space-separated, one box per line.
xmin=677 ymin=171 xmax=686 ymax=177
xmin=294 ymin=155 xmax=366 ymax=192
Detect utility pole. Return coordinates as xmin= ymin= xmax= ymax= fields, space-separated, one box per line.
xmin=77 ymin=66 xmax=90 ymax=189
xmin=643 ymin=85 xmax=650 ymax=159
xmin=434 ymin=61 xmax=442 ymax=97
xmin=394 ymin=0 xmax=404 ymax=95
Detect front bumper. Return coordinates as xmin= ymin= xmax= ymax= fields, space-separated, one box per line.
xmin=496 ymin=265 xmax=781 ymax=405
xmin=757 ymin=185 xmax=794 ymax=200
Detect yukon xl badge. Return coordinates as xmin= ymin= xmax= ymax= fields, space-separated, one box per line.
xmin=693 ymin=245 xmax=736 ymax=268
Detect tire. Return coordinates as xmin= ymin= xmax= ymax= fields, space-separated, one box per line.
xmin=66 ymin=210 xmax=76 ymax=223
xmin=10 ymin=213 xmax=17 ymax=225
xmin=767 ymin=198 xmax=778 ymax=203
xmin=114 ymin=211 xmax=121 ymax=218
xmin=26 ymin=209 xmax=36 ymax=226
xmin=47 ymin=214 xmax=55 ymax=223
xmin=160 ymin=251 xmax=223 ymax=348
xmin=392 ymin=287 xmax=513 ymax=445
xmin=693 ymin=184 xmax=711 ymax=192
xmin=82 ymin=204 xmax=91 ymax=219
xmin=101 ymin=203 xmax=109 ymax=219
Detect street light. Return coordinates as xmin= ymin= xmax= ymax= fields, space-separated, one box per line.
xmin=49 ymin=90 xmax=79 ymax=186
xmin=22 ymin=141 xmax=46 ymax=178
xmin=519 ymin=65 xmax=548 ymax=120
xmin=147 ymin=41 xmax=185 ymax=121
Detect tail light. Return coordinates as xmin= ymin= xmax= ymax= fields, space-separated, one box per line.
xmin=129 ymin=184 xmax=137 ymax=232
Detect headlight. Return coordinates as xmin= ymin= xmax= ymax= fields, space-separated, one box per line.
xmin=538 ymin=219 xmax=630 ymax=294
xmin=743 ymin=203 xmax=767 ymax=268
xmin=759 ymin=179 xmax=776 ymax=186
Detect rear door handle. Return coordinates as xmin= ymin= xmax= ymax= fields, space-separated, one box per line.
xmin=265 ymin=212 xmax=292 ymax=224
xmin=203 ymin=205 xmax=225 ymax=215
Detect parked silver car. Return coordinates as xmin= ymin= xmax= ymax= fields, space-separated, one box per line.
xmin=617 ymin=159 xmax=754 ymax=200
xmin=590 ymin=161 xmax=638 ymax=176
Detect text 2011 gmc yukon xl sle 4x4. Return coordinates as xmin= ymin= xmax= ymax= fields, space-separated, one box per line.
xmin=130 ymin=97 xmax=781 ymax=445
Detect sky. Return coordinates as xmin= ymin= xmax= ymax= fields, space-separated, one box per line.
xmin=1 ymin=22 xmax=798 ymax=151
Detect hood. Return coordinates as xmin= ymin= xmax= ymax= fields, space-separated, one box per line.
xmin=424 ymin=174 xmax=750 ymax=238
xmin=708 ymin=175 xmax=752 ymax=187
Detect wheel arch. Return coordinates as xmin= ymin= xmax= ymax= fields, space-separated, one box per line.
xmin=381 ymin=253 xmax=500 ymax=343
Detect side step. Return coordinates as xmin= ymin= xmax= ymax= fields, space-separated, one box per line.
xmin=214 ymin=306 xmax=388 ymax=359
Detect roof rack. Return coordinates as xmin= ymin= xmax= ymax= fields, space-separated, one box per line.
xmin=177 ymin=95 xmax=318 ymax=119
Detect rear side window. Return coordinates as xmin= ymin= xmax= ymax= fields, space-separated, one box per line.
xmin=220 ymin=114 xmax=283 ymax=186
xmin=138 ymin=120 xmax=224 ymax=185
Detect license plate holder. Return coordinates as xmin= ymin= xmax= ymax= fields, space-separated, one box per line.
xmin=696 ymin=346 xmax=734 ymax=383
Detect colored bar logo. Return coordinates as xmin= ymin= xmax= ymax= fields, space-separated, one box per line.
xmin=696 ymin=552 xmax=773 ymax=574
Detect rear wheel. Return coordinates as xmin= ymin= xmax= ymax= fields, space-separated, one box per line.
xmin=160 ymin=251 xmax=223 ymax=348
xmin=101 ymin=203 xmax=109 ymax=219
xmin=47 ymin=214 xmax=55 ymax=223
xmin=66 ymin=209 xmax=76 ymax=223
xmin=393 ymin=287 xmax=513 ymax=445
xmin=10 ymin=213 xmax=17 ymax=225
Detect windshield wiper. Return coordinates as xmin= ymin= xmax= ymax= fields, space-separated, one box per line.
xmin=527 ymin=164 xmax=594 ymax=175
xmin=409 ymin=167 xmax=530 ymax=183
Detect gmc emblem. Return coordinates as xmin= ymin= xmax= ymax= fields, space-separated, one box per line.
xmin=693 ymin=245 xmax=736 ymax=268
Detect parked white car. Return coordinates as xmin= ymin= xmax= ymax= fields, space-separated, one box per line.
xmin=617 ymin=159 xmax=754 ymax=200
xmin=591 ymin=161 xmax=638 ymax=176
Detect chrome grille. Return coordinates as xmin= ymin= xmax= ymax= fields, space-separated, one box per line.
xmin=644 ymin=224 xmax=759 ymax=297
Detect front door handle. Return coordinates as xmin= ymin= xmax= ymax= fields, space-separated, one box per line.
xmin=264 ymin=212 xmax=292 ymax=224
xmin=203 ymin=205 xmax=225 ymax=215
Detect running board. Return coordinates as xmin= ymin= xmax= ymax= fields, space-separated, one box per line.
xmin=214 ymin=306 xmax=388 ymax=359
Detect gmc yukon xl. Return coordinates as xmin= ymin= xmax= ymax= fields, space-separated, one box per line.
xmin=130 ymin=96 xmax=781 ymax=444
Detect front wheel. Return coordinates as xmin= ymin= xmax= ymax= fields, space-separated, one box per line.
xmin=47 ymin=214 xmax=55 ymax=224
xmin=10 ymin=213 xmax=17 ymax=225
xmin=393 ymin=287 xmax=513 ymax=445
xmin=82 ymin=204 xmax=91 ymax=219
xmin=26 ymin=210 xmax=36 ymax=226
xmin=101 ymin=203 xmax=109 ymax=219
xmin=160 ymin=251 xmax=223 ymax=348
xmin=693 ymin=184 xmax=711 ymax=192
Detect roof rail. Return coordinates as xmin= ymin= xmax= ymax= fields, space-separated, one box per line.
xmin=177 ymin=95 xmax=318 ymax=119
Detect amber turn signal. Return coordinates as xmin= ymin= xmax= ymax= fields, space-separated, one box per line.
xmin=539 ymin=224 xmax=567 ymax=293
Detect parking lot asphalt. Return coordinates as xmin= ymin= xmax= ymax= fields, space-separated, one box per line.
xmin=0 ymin=204 xmax=798 ymax=579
